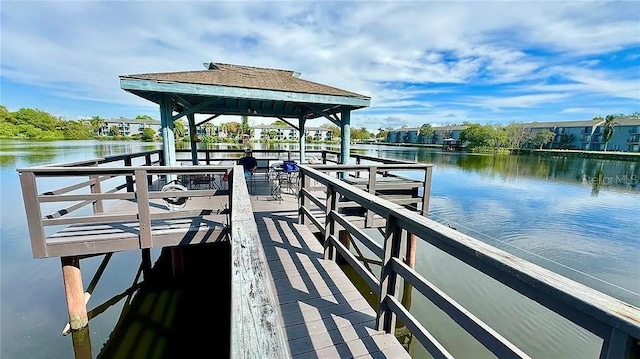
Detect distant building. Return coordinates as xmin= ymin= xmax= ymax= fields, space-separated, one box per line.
xmin=100 ymin=118 xmax=161 ymax=136
xmin=252 ymin=125 xmax=332 ymax=141
xmin=386 ymin=125 xmax=467 ymax=146
xmin=384 ymin=119 xmax=640 ymax=152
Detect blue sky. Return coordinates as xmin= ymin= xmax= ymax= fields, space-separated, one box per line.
xmin=1 ymin=1 xmax=638 ymax=131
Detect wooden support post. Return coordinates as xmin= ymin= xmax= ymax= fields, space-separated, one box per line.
xmin=19 ymin=171 xmax=47 ymax=258
xmin=322 ymin=151 xmax=327 ymax=164
xmin=323 ymin=185 xmax=339 ymax=260
xmin=422 ymin=166 xmax=433 ymax=217
xmin=355 ymin=157 xmax=361 ymax=178
xmin=205 ymin=151 xmax=211 ymax=165
xmin=71 ymin=326 xmax=92 ymax=359
xmin=145 ymin=154 xmax=153 ymax=185
xmin=141 ymin=248 xmax=152 ymax=282
xmin=124 ymin=157 xmax=134 ymax=192
xmin=401 ymin=233 xmax=418 ymax=311
xmin=90 ymin=174 xmax=103 ymax=214
xmin=61 ymin=256 xmax=88 ymax=331
xmin=171 ymin=247 xmax=184 ymax=278
xmin=298 ymin=172 xmax=310 ymax=225
xmin=365 ymin=166 xmax=377 ymax=227
xmin=337 ymin=230 xmax=351 ymax=265
xmin=135 ymin=170 xmax=152 ymax=249
xmin=600 ymin=328 xmax=633 ymax=359
xmin=376 ymin=215 xmax=402 ymax=333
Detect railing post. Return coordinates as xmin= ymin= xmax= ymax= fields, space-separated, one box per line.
xmin=206 ymin=151 xmax=210 ymax=165
xmin=323 ymin=185 xmax=339 ymax=261
xmin=377 ymin=214 xmax=402 ymax=333
xmin=600 ymin=328 xmax=634 ymax=359
xmin=365 ymin=166 xmax=377 ymax=227
xmin=421 ymin=166 xmax=433 ymax=217
xmin=355 ymin=156 xmax=361 ymax=178
xmin=145 ymin=154 xmax=153 ymax=185
xmin=322 ymin=151 xmax=327 ymax=164
xmin=19 ymin=171 xmax=47 ymax=258
xmin=124 ymin=157 xmax=134 ymax=192
xmin=134 ymin=170 xmax=152 ymax=249
xmin=90 ymin=174 xmax=103 ymax=214
xmin=298 ymin=171 xmax=310 ymax=225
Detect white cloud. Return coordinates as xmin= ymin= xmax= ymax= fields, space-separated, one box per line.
xmin=1 ymin=1 xmax=638 ymax=129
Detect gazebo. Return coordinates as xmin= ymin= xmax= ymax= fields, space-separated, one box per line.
xmin=119 ymin=62 xmax=371 ymax=165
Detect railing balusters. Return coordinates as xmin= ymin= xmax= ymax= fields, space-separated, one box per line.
xmin=134 ymin=169 xmax=152 ymax=249
xmin=90 ymin=174 xmax=103 ymax=214
xmin=323 ymin=185 xmax=339 ymax=261
xmin=365 ymin=166 xmax=377 ymax=227
xmin=377 ymin=214 xmax=403 ymax=333
xmin=19 ymin=171 xmax=47 ymax=258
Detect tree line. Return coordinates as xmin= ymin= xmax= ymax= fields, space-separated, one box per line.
xmin=0 ymin=105 xmax=158 ymax=141
xmin=416 ymin=113 xmax=639 ymax=152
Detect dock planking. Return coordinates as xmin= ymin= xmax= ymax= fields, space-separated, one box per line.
xmin=251 ymin=193 xmax=411 ymax=358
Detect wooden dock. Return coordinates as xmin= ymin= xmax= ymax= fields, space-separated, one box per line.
xmin=17 ymin=149 xmax=640 ymax=359
xmin=251 ymin=194 xmax=410 ymax=358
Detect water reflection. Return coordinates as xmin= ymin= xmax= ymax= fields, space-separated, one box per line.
xmin=409 ymin=149 xmax=639 ymax=194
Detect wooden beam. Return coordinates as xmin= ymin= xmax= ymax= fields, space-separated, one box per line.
xmin=171 ymin=97 xmax=221 ymax=121
xmin=195 ymin=114 xmax=221 ymax=127
xmin=276 ymin=117 xmax=299 ymax=131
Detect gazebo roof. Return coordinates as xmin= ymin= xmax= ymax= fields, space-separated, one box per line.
xmin=120 ymin=62 xmax=370 ymax=120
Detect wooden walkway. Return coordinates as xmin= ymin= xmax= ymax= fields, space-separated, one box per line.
xmin=251 ymin=192 xmax=411 ymax=358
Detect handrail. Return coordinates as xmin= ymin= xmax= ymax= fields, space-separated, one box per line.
xmin=298 ymin=164 xmax=640 ymax=358
xmin=17 ymin=162 xmax=234 ymax=258
xmin=229 ymin=165 xmax=289 ymax=359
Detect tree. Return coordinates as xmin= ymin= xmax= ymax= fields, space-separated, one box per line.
xmin=530 ymin=130 xmax=555 ymax=149
xmin=88 ymin=116 xmax=105 ymax=136
xmin=173 ymin=120 xmax=186 ymax=140
xmin=602 ymin=115 xmax=617 ymax=151
xmin=135 ymin=114 xmax=154 ymax=121
xmin=558 ymin=133 xmax=575 ymax=149
xmin=272 ymin=120 xmax=288 ymax=127
xmin=224 ymin=121 xmax=240 ymax=138
xmin=419 ymin=124 xmax=433 ymax=143
xmin=459 ymin=123 xmax=493 ymax=148
xmin=240 ymin=115 xmax=251 ymax=136
xmin=505 ymin=123 xmax=532 ymax=149
xmin=12 ymin=108 xmax=60 ymax=131
xmin=320 ymin=123 xmax=340 ymax=138
xmin=140 ymin=127 xmax=156 ymax=142
xmin=108 ymin=125 xmax=121 ymax=137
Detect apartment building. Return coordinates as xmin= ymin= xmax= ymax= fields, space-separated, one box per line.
xmin=384 ymin=119 xmax=640 ymax=152
xmin=100 ymin=118 xmax=161 ymax=136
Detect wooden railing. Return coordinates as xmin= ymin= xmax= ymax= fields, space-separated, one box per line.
xmin=228 ymin=165 xmax=290 ymax=358
xmin=298 ymin=165 xmax=640 ymax=358
xmin=17 ymin=150 xmax=233 ymax=258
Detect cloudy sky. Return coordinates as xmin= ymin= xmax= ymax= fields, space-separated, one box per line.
xmin=1 ymin=1 xmax=638 ymax=130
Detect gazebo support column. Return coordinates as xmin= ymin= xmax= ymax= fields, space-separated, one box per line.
xmin=159 ymin=94 xmax=177 ymax=176
xmin=61 ymin=256 xmax=88 ymax=331
xmin=187 ymin=113 xmax=199 ymax=165
xmin=299 ymin=115 xmax=306 ymax=163
xmin=340 ymin=109 xmax=351 ymax=164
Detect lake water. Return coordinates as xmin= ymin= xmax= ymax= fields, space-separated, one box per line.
xmin=1 ymin=140 xmax=638 ymax=358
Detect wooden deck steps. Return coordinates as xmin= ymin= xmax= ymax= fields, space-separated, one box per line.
xmin=251 ymin=194 xmax=411 ymax=358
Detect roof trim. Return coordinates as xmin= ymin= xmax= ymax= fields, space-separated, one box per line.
xmin=120 ymin=78 xmax=371 ymax=108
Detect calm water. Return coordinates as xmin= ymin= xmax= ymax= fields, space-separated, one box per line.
xmin=1 ymin=140 xmax=638 ymax=358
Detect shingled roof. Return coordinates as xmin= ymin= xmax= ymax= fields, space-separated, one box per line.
xmin=120 ymin=62 xmax=369 ymax=100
